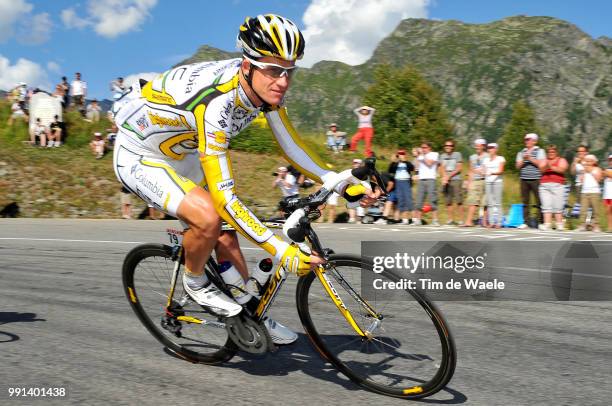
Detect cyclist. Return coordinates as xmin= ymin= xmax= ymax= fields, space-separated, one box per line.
xmin=112 ymin=14 xmax=372 ymax=344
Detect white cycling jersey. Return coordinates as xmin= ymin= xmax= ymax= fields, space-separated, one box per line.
xmin=112 ymin=58 xmax=335 ymax=260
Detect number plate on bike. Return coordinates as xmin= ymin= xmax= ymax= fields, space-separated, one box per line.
xmin=166 ymin=228 xmax=184 ymax=247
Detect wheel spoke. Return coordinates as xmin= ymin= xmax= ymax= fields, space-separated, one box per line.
xmin=299 ymin=255 xmax=455 ymax=397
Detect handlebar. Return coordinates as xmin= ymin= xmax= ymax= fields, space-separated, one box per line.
xmin=281 ymin=157 xmax=387 ymax=244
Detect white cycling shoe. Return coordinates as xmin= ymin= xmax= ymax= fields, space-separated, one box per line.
xmin=264 ymin=317 xmax=298 ymax=345
xmin=182 ymin=276 xmax=242 ymax=317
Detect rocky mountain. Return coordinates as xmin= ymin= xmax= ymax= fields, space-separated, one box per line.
xmin=180 ymin=16 xmax=612 ymax=153
xmin=175 ymin=45 xmax=241 ymax=66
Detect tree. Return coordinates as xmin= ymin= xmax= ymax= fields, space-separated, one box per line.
xmin=363 ymin=64 xmax=453 ymax=149
xmin=498 ymin=101 xmax=542 ymax=171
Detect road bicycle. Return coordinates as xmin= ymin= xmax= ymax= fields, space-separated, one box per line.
xmin=122 ymin=159 xmax=456 ymax=399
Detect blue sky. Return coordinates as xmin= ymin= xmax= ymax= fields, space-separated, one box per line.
xmin=1 ymin=0 xmax=610 ymax=100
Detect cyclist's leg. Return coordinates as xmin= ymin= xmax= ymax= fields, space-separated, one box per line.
xmin=177 ymin=188 xmax=222 ymax=277
xmin=215 ymin=231 xmax=249 ymax=280
xmin=113 ymin=139 xmax=220 ymax=278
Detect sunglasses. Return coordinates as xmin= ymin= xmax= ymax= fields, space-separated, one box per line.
xmin=246 ymin=57 xmax=298 ymax=79
xmin=444 ymin=144 xmax=454 ymax=147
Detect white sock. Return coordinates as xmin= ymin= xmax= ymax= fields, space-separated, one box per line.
xmin=183 ymin=270 xmax=209 ymax=290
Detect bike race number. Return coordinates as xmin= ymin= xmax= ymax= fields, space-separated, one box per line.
xmin=166 ymin=228 xmax=184 ymax=247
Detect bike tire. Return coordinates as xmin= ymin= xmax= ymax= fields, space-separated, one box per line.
xmin=122 ymin=243 xmax=237 ymax=364
xmin=296 ymin=254 xmax=456 ymax=399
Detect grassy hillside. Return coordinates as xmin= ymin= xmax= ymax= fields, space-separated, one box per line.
xmin=0 ymin=100 xmax=607 ymax=228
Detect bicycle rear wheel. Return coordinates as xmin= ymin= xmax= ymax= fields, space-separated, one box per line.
xmin=296 ymin=254 xmax=456 ymax=399
xmin=122 ymin=244 xmax=237 ymax=364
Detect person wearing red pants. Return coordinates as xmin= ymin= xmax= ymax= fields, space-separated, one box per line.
xmin=350 ymin=105 xmax=376 ymax=157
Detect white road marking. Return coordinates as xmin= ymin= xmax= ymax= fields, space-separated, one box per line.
xmin=0 ymin=237 xmax=263 ymax=249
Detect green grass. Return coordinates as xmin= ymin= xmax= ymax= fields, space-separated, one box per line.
xmin=0 ymin=100 xmax=609 ymax=228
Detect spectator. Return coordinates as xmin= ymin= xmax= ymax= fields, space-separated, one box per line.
xmin=577 ymin=155 xmax=603 ymax=232
xmin=120 ymin=186 xmax=132 ymax=219
xmin=273 ymin=166 xmax=299 ymax=199
xmin=16 ymin=82 xmax=27 ymax=111
xmin=106 ymin=124 xmax=118 ymax=151
xmin=388 ymin=149 xmax=414 ymax=224
xmin=483 ymin=143 xmax=506 ymax=228
xmin=570 ymin=144 xmax=589 ymax=200
xmin=7 ymin=100 xmax=28 ymax=125
xmin=89 ymin=132 xmax=105 ymax=159
xmin=349 ymin=106 xmax=375 ymax=158
xmin=52 ymin=84 xmax=66 ymax=106
xmin=326 ymin=123 xmax=347 ymax=153
xmin=604 ymin=154 xmax=612 ymax=232
xmin=110 ymin=77 xmax=125 ymax=100
xmin=49 ymin=115 xmax=63 ymax=147
xmin=439 ymin=139 xmax=464 ymax=225
xmin=413 ymin=141 xmax=440 ymax=226
xmin=515 ymin=133 xmax=546 ymax=228
xmin=286 ymin=165 xmax=307 ymax=188
xmin=70 ymin=72 xmax=87 ymax=116
xmin=323 ymin=191 xmax=339 ymax=223
xmin=375 ymin=168 xmax=398 ymax=224
xmin=538 ymin=145 xmax=569 ymax=231
xmin=462 ymin=139 xmax=488 ymax=227
xmin=60 ymin=76 xmax=70 ymax=108
xmin=86 ymin=99 xmax=101 ymax=122
xmin=348 ymin=158 xmax=366 ymax=223
xmin=30 ymin=118 xmax=48 ymax=147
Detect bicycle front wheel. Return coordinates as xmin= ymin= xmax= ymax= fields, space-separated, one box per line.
xmin=122 ymin=244 xmax=237 ymax=364
xmin=296 ymin=254 xmax=456 ymax=399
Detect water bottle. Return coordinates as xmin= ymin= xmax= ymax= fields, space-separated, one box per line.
xmin=218 ymin=261 xmax=253 ymax=305
xmin=246 ymin=258 xmax=274 ymax=298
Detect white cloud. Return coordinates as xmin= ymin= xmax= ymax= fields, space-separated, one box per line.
xmin=0 ymin=54 xmax=50 ymax=91
xmin=18 ymin=12 xmax=53 ymax=44
xmin=122 ymin=72 xmax=160 ymax=88
xmin=300 ymin=0 xmax=430 ymax=67
xmin=61 ymin=0 xmax=158 ymax=39
xmin=47 ymin=61 xmax=61 ymax=74
xmin=61 ymin=7 xmax=90 ymax=30
xmin=0 ymin=0 xmax=33 ymax=42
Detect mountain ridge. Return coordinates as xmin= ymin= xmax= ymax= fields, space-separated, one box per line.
xmin=178 ymin=15 xmax=611 ymax=153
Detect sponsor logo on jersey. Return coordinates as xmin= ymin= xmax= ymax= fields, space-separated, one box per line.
xmin=131 ymin=164 xmax=164 ymax=199
xmin=148 ymin=111 xmax=191 ymax=129
xmin=206 ymin=131 xmax=227 ymax=144
xmin=228 ymin=199 xmax=267 ymax=237
xmin=185 ymin=64 xmax=209 ymax=94
xmin=216 ymin=179 xmax=235 ymax=191
xmin=136 ymin=114 xmax=148 ymax=131
xmin=148 ymin=92 xmax=174 ymax=104
xmin=206 ymin=143 xmax=226 ymax=152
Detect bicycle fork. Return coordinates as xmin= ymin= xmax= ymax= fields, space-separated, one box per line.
xmin=313 ymin=265 xmax=382 ymax=339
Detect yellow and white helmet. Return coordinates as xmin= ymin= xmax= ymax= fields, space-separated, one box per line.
xmin=237 ymin=14 xmax=305 ymax=61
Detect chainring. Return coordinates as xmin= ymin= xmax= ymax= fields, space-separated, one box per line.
xmin=225 ymin=314 xmax=275 ymax=354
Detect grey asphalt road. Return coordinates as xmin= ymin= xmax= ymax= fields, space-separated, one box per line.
xmin=1 ymin=219 xmax=611 ymax=405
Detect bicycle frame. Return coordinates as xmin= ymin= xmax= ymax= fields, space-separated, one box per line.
xmin=163 ymin=220 xmax=381 ymax=339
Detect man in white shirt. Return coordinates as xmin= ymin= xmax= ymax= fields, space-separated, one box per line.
xmin=413 ymin=141 xmax=440 ymax=226
xmin=70 ymin=72 xmax=87 ymax=116
xmin=273 ymin=166 xmax=299 ymax=198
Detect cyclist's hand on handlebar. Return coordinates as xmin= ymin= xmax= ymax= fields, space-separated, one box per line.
xmin=281 ymin=244 xmax=324 ymax=276
xmin=344 ymin=184 xmax=377 ymax=208
xmin=360 ymin=190 xmax=378 ymax=207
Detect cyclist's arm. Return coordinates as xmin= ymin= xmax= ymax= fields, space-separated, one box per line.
xmin=194 ymin=105 xmax=289 ymax=259
xmin=265 ymin=107 xmax=336 ymax=185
